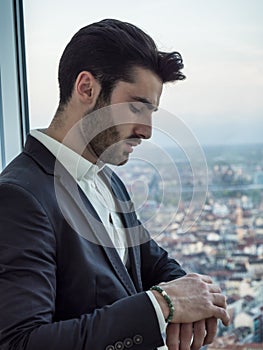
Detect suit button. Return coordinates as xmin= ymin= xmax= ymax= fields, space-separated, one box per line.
xmin=114 ymin=341 xmax=124 ymax=350
xmin=105 ymin=346 xmax=114 ymax=350
xmin=123 ymin=338 xmax=133 ymax=348
xmin=133 ymin=335 xmax=143 ymax=345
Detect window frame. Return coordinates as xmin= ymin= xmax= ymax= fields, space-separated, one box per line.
xmin=0 ymin=0 xmax=29 ymax=170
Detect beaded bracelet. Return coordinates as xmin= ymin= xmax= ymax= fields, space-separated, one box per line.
xmin=150 ymin=285 xmax=174 ymax=323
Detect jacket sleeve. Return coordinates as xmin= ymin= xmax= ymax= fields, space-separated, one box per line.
xmin=140 ymin=232 xmax=187 ymax=291
xmin=0 ymin=183 xmax=164 ymax=350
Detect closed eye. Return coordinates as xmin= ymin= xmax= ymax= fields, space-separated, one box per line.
xmin=129 ymin=103 xmax=142 ymax=114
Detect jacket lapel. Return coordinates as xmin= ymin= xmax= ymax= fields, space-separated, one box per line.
xmin=57 ymin=168 xmax=137 ymax=295
xmin=100 ymin=166 xmax=143 ymax=292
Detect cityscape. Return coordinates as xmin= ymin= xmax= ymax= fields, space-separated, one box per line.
xmin=117 ymin=142 xmax=263 ymax=349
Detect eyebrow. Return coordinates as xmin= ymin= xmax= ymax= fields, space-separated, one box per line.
xmin=130 ymin=96 xmax=158 ymax=112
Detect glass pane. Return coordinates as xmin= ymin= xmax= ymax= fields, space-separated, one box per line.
xmin=0 ymin=0 xmax=28 ymax=169
xmin=23 ymin=0 xmax=263 ymax=346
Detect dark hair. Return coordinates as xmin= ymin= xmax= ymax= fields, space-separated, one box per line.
xmin=58 ymin=18 xmax=185 ymax=106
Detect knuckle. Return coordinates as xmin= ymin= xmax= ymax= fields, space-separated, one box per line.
xmin=187 ymin=272 xmax=199 ymax=278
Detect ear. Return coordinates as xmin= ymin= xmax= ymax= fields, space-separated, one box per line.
xmin=75 ymin=71 xmax=101 ymax=107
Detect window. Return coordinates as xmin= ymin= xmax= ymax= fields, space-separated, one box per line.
xmin=2 ymin=0 xmax=263 ymax=346
xmin=0 ymin=0 xmax=29 ymax=170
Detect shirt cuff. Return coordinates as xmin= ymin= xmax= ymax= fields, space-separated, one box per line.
xmin=146 ymin=291 xmax=168 ymax=350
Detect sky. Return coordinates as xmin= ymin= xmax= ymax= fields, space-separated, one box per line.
xmin=23 ymin=0 xmax=263 ymax=145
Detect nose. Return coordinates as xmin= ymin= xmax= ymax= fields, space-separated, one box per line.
xmin=134 ymin=115 xmax=152 ymax=140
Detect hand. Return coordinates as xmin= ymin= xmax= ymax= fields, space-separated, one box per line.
xmin=166 ymin=317 xmax=217 ymax=350
xmin=152 ymin=273 xmax=230 ymax=326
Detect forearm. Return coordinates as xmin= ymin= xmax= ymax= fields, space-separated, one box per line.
xmin=140 ymin=238 xmax=186 ymax=290
xmin=2 ymin=293 xmax=163 ymax=350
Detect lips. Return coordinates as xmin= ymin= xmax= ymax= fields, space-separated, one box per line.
xmin=126 ymin=140 xmax=141 ymax=147
xmin=125 ymin=139 xmax=141 ymax=152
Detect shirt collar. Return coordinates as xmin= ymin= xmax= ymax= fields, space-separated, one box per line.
xmin=30 ymin=129 xmax=105 ymax=181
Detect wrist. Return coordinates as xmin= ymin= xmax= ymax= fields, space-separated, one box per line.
xmin=150 ymin=286 xmax=174 ymax=322
xmin=151 ymin=290 xmax=170 ymax=320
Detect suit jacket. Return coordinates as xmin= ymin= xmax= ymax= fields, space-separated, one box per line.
xmin=0 ymin=135 xmax=186 ymax=350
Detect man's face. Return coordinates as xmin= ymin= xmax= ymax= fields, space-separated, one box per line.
xmin=85 ymin=67 xmax=163 ymax=165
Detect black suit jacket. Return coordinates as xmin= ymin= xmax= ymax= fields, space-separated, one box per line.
xmin=0 ymin=135 xmax=186 ymax=350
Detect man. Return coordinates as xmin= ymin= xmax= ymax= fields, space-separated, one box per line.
xmin=0 ymin=19 xmax=229 ymax=350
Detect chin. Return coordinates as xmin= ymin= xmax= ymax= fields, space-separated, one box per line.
xmin=108 ymin=158 xmax=129 ymax=166
xmin=105 ymin=152 xmax=129 ymax=166
xmin=117 ymin=158 xmax=129 ymax=166
xmin=116 ymin=151 xmax=130 ymax=166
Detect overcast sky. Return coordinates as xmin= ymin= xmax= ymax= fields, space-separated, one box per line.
xmin=23 ymin=0 xmax=263 ymax=145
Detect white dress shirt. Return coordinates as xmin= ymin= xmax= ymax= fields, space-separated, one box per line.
xmin=30 ymin=129 xmax=167 ymax=349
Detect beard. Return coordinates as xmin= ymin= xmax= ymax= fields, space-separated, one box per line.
xmin=90 ymin=125 xmax=129 ymax=165
xmin=81 ymin=93 xmax=130 ymax=166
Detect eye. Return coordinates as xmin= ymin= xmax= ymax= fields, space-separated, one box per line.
xmin=129 ymin=103 xmax=142 ymax=114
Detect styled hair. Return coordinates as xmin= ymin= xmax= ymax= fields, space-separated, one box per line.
xmin=58 ymin=18 xmax=185 ymax=106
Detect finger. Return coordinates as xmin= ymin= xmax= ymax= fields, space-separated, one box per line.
xmin=212 ymin=305 xmax=230 ymax=326
xmin=179 ymin=323 xmax=192 ymax=350
xmin=212 ymin=293 xmax=228 ymax=309
xmin=199 ymin=275 xmax=213 ymax=284
xmin=191 ymin=319 xmax=206 ymax=350
xmin=208 ymin=284 xmax=222 ymax=293
xmin=166 ymin=323 xmax=180 ymax=350
xmin=203 ymin=317 xmax=217 ymax=345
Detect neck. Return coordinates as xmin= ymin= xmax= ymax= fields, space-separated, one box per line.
xmin=45 ymin=109 xmax=99 ymax=164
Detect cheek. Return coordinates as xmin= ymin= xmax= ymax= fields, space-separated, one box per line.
xmin=116 ymin=124 xmax=134 ymax=139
